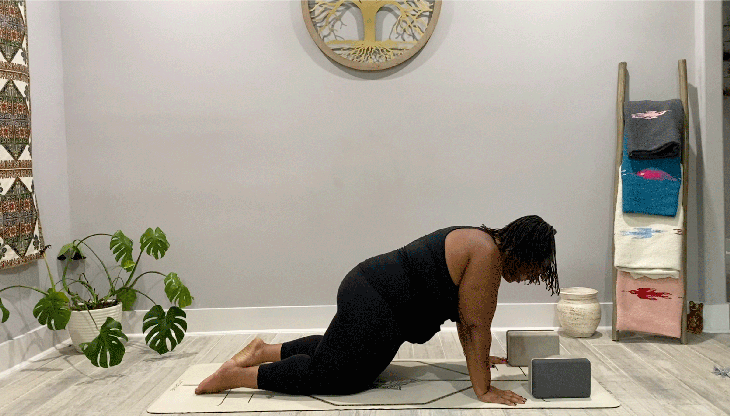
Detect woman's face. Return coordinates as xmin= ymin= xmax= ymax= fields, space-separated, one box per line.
xmin=502 ymin=259 xmax=543 ymax=283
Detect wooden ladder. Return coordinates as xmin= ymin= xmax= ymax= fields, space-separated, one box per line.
xmin=611 ymin=60 xmax=690 ymax=345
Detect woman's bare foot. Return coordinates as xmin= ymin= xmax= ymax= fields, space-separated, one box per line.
xmin=195 ymin=366 xmax=258 ymax=395
xmin=195 ymin=338 xmax=271 ymax=395
xmin=195 ymin=338 xmax=269 ymax=395
xmin=231 ymin=337 xmax=267 ymax=367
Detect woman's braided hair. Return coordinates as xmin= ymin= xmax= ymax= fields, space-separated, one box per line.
xmin=479 ymin=215 xmax=559 ymax=296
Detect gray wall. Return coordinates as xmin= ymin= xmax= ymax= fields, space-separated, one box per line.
xmin=56 ymin=0 xmax=721 ymax=311
xmin=725 ymin=1 xmax=730 ymax=237
xmin=722 ymin=0 xmax=730 ymax=302
xmin=0 ymin=1 xmax=71 ymax=344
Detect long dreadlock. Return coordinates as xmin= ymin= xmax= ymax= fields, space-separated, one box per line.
xmin=479 ymin=215 xmax=559 ymax=296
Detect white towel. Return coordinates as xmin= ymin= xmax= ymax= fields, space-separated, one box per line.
xmin=617 ymin=268 xmax=679 ymax=279
xmin=614 ymin=165 xmax=683 ymax=279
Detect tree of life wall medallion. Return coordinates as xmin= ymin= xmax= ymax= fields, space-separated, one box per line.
xmin=302 ymin=0 xmax=441 ymax=71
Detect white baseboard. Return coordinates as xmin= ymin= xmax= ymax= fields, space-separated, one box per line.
xmin=122 ymin=303 xmax=613 ymax=334
xmin=119 ymin=302 xmax=616 ymax=335
xmin=118 ymin=301 xmax=729 ymax=334
xmin=121 ymin=304 xmax=340 ymax=335
xmin=2 ymin=302 xmax=728 ymax=376
xmin=703 ymin=302 xmax=730 ymax=333
xmin=0 ymin=325 xmax=69 ymax=378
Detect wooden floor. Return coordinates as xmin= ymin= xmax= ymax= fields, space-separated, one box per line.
xmin=1 ymin=329 xmax=729 ymax=415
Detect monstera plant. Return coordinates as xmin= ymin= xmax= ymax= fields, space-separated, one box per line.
xmin=0 ymin=228 xmax=193 ymax=368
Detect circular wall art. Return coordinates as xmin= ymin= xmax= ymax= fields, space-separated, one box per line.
xmin=302 ymin=0 xmax=441 ymax=71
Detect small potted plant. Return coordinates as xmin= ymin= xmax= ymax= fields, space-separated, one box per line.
xmin=0 ymin=227 xmax=193 ymax=368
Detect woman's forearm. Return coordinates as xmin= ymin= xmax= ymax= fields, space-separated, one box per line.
xmin=457 ymin=322 xmax=492 ymax=397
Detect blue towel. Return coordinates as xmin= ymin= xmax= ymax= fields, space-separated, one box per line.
xmin=621 ymin=136 xmax=681 ymax=217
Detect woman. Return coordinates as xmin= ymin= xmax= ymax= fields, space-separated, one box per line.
xmin=196 ymin=215 xmax=559 ymax=407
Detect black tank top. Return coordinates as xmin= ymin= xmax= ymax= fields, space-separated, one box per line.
xmin=356 ymin=226 xmax=483 ymax=344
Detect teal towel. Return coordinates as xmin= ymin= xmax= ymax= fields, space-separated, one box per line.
xmin=621 ymin=136 xmax=681 ymax=217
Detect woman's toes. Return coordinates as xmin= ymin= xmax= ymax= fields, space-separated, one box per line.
xmin=195 ymin=366 xmax=249 ymax=394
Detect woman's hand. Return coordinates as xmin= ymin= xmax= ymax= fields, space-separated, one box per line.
xmin=478 ymin=385 xmax=527 ymax=406
xmin=489 ymin=356 xmax=507 ymax=366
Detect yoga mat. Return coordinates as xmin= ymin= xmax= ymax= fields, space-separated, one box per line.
xmin=147 ymin=359 xmax=621 ymax=413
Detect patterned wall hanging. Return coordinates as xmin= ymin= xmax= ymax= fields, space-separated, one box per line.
xmin=722 ymin=1 xmax=730 ymax=96
xmin=0 ymin=1 xmax=44 ymax=269
xmin=302 ymin=0 xmax=441 ymax=71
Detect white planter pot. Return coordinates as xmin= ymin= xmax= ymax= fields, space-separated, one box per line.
xmin=556 ymin=287 xmax=601 ymax=338
xmin=67 ymin=303 xmax=123 ymax=353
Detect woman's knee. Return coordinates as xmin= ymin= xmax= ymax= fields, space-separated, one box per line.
xmin=312 ymin=377 xmax=373 ymax=395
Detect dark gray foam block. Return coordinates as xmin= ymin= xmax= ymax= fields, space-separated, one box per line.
xmin=529 ymin=356 xmax=591 ymax=399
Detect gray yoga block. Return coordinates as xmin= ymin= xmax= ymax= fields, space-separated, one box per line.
xmin=506 ymin=330 xmax=560 ymax=367
xmin=529 ymin=356 xmax=591 ymax=399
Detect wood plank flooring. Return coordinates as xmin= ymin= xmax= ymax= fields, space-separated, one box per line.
xmin=0 ymin=329 xmax=728 ymax=416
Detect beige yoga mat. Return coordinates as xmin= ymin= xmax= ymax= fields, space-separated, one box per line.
xmin=147 ymin=359 xmax=620 ymax=413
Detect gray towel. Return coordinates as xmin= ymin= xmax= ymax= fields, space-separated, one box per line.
xmin=623 ymin=99 xmax=684 ymax=159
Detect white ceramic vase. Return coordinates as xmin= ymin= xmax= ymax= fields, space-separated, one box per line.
xmin=67 ymin=303 xmax=123 ymax=353
xmin=556 ymin=287 xmax=601 ymax=338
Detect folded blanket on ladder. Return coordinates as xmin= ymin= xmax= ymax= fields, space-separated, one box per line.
xmin=614 ymin=167 xmax=683 ymax=279
xmin=621 ymin=137 xmax=682 ymax=217
xmin=623 ymin=99 xmax=684 ymax=160
xmin=615 ymin=271 xmax=684 ymax=338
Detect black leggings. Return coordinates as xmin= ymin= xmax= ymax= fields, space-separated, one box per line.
xmin=257 ymin=267 xmax=405 ymax=395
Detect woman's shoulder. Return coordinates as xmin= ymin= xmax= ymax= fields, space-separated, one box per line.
xmin=445 ymin=228 xmax=499 ymax=286
xmin=446 ymin=227 xmax=497 ymax=251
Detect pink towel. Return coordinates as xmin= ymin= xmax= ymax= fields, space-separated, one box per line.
xmin=615 ymin=271 xmax=684 ymax=339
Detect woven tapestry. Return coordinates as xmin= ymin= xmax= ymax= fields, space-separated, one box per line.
xmin=0 ymin=1 xmax=44 ymax=269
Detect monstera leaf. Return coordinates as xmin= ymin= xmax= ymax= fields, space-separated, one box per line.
xmin=57 ymin=243 xmax=85 ymax=260
xmin=121 ymin=259 xmax=136 ymax=272
xmin=140 ymin=228 xmax=169 ymax=260
xmin=110 ymin=231 xmax=134 ymax=270
xmin=32 ymin=289 xmax=71 ymax=330
xmin=143 ymin=305 xmax=186 ymax=355
xmin=116 ymin=287 xmax=137 ymax=311
xmin=80 ymin=317 xmax=128 ymax=368
xmin=164 ymin=273 xmax=193 ymax=308
xmin=0 ymin=298 xmax=9 ymax=323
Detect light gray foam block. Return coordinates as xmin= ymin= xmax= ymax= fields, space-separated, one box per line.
xmin=529 ymin=355 xmax=591 ymax=399
xmin=506 ymin=330 xmax=560 ymax=367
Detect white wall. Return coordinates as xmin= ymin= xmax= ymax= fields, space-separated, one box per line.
xmin=0 ymin=0 xmax=722 ymax=377
xmin=0 ymin=1 xmax=670 ymax=337
xmin=694 ymin=0 xmax=725 ymax=316
xmin=53 ymin=1 xmax=725 ymax=325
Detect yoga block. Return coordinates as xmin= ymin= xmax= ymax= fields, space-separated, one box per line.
xmin=506 ymin=330 xmax=560 ymax=367
xmin=529 ymin=356 xmax=591 ymax=399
